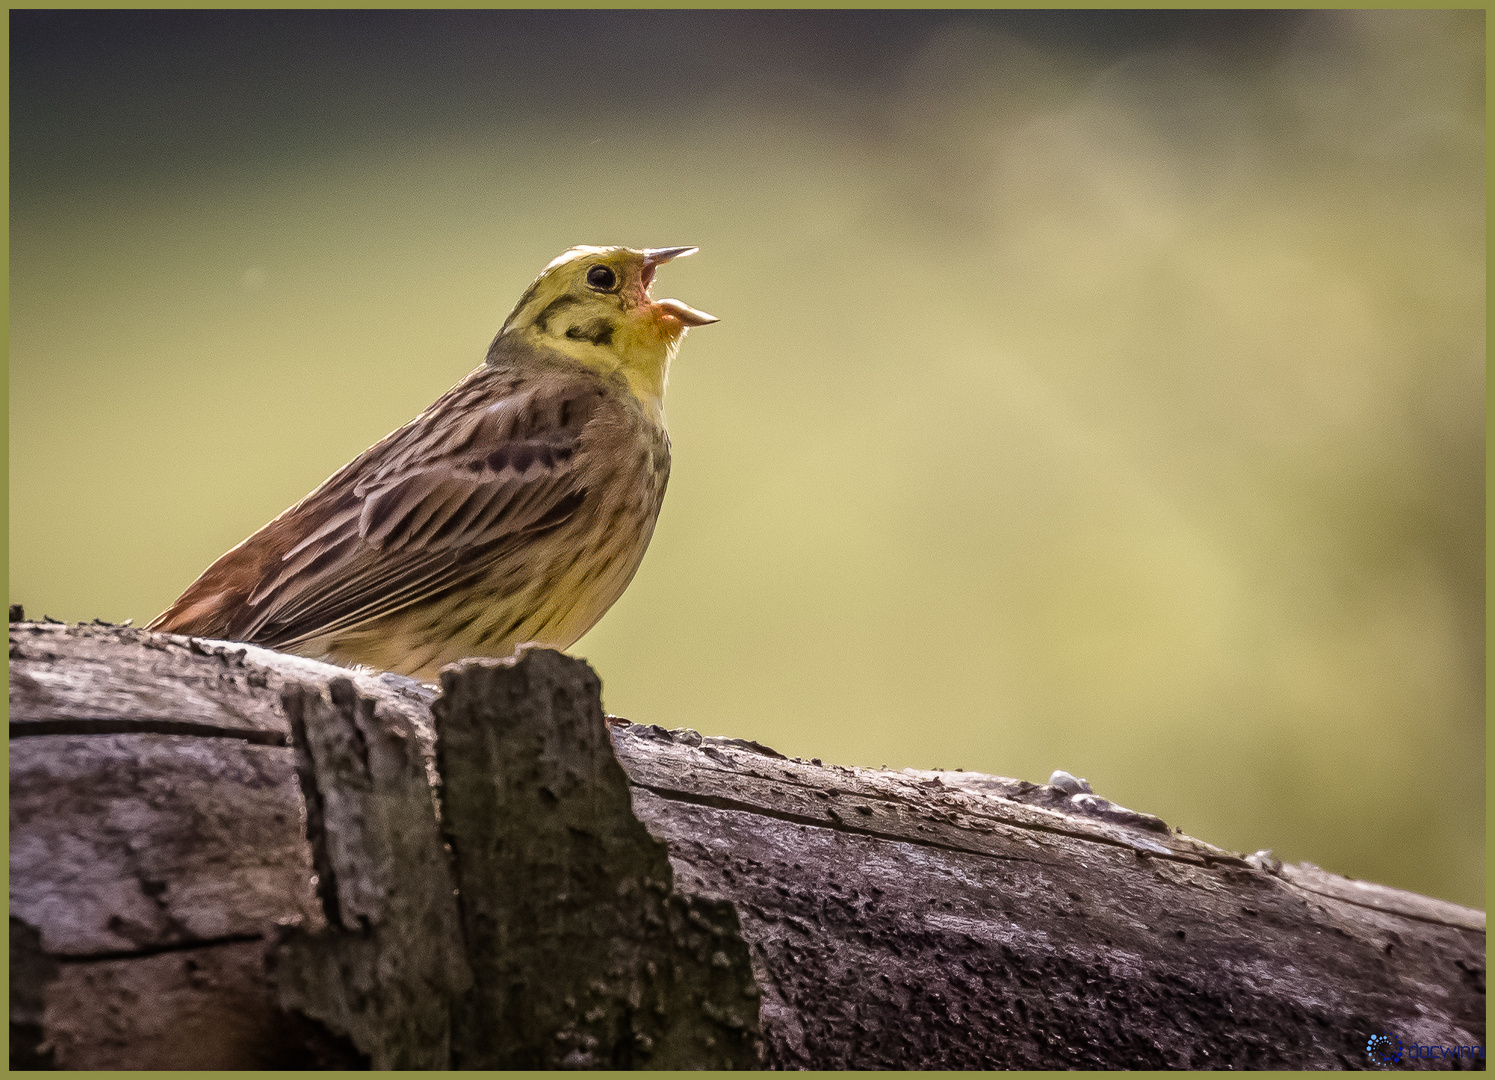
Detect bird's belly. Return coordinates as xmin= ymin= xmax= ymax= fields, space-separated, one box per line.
xmin=311 ymin=483 xmax=662 ymax=681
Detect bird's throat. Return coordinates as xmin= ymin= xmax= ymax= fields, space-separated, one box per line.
xmin=509 ymin=321 xmax=674 ymax=428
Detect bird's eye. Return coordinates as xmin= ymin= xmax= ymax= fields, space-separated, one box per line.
xmin=586 ymin=265 xmax=618 ymax=291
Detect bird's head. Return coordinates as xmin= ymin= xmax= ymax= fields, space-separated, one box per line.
xmin=496 ymin=245 xmax=717 ymax=418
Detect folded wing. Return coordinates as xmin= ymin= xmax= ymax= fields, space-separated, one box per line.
xmin=150 ymin=366 xmax=603 ymax=650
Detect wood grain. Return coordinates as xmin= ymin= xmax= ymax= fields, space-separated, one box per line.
xmin=8 ymin=620 xmax=1485 ymax=1069
xmin=610 ymin=725 xmax=1485 ymax=1068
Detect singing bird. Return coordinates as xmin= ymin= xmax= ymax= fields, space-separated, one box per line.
xmin=149 ymin=246 xmax=717 ymax=680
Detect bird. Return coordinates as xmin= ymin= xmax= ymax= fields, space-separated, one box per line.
xmin=148 ymin=245 xmax=717 ymax=680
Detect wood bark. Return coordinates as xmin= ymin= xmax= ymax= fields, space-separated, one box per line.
xmin=9 ymin=619 xmax=1486 ymax=1069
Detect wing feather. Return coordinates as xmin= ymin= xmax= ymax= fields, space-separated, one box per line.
xmin=221 ymin=365 xmax=606 ymax=649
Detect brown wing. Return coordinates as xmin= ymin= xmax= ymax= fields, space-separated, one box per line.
xmin=149 ymin=362 xmax=608 ymax=649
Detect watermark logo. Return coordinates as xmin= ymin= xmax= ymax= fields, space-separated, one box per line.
xmin=1366 ymin=1031 xmax=1485 ymax=1066
xmin=1366 ymin=1032 xmax=1402 ymax=1066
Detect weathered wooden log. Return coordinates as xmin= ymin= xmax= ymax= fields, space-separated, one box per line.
xmin=9 ymin=620 xmax=1486 ymax=1069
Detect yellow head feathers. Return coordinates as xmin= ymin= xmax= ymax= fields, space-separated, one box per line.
xmin=496 ymin=246 xmax=717 ymax=417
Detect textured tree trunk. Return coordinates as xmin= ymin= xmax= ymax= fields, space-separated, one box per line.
xmin=9 ymin=619 xmax=1486 ymax=1069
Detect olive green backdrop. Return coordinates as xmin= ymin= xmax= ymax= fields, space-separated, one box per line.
xmin=10 ymin=10 xmax=1485 ymax=907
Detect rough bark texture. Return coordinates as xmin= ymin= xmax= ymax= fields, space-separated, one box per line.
xmin=433 ymin=653 xmax=763 ymax=1069
xmin=9 ymin=619 xmax=1486 ymax=1070
xmin=613 ymin=728 xmax=1486 ymax=1069
xmin=270 ymin=678 xmax=470 ymax=1069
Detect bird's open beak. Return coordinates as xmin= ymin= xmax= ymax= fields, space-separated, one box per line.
xmin=642 ymin=246 xmax=699 ymax=267
xmin=654 ymin=298 xmax=719 ymax=326
xmin=641 ymin=246 xmax=719 ymax=326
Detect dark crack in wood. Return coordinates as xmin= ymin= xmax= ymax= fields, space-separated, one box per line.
xmin=11 ymin=717 xmax=291 ymax=744
xmin=53 ymin=932 xmax=268 ymax=963
xmin=631 ymin=781 xmax=1054 ymax=866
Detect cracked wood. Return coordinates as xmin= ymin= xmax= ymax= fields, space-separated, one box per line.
xmin=8 ymin=620 xmax=1486 ymax=1069
xmin=609 ymin=725 xmax=1485 ymax=1068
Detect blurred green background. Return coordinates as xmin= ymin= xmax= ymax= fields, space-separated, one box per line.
xmin=10 ymin=11 xmax=1484 ymax=906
